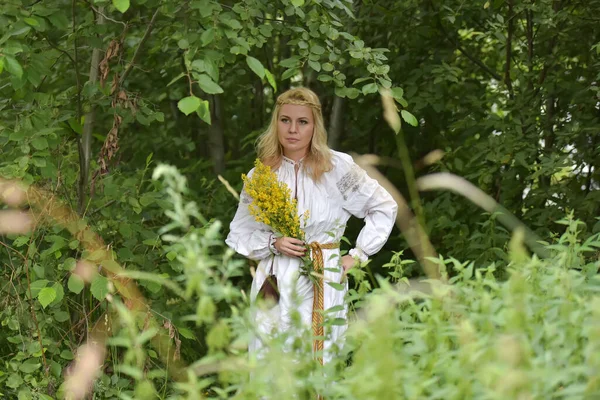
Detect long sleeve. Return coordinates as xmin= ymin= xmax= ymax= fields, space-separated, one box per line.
xmin=334 ymin=152 xmax=398 ymax=258
xmin=225 ymin=170 xmax=273 ymax=261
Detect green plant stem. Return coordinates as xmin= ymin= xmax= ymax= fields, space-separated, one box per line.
xmin=395 ymin=129 xmax=425 ymax=230
xmin=24 ymin=247 xmax=50 ymax=379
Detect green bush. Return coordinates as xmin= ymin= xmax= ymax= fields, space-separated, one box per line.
xmin=2 ymin=163 xmax=599 ymax=399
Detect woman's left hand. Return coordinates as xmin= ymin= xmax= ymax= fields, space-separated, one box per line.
xmin=341 ymin=255 xmax=358 ymax=272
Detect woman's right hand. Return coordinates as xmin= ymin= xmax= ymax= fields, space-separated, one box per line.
xmin=275 ymin=237 xmax=306 ymax=258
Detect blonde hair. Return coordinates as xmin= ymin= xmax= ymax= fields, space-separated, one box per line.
xmin=257 ymin=87 xmax=332 ymax=181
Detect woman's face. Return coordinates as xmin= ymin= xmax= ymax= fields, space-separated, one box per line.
xmin=277 ymin=104 xmax=314 ymax=159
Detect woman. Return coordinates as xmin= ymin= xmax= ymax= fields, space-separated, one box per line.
xmin=226 ymin=87 xmax=397 ymax=364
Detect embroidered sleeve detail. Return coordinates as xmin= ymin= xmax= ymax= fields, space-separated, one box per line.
xmin=336 ymin=165 xmax=363 ymax=200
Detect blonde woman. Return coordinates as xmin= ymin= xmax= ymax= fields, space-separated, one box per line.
xmin=226 ymin=87 xmax=397 ymax=364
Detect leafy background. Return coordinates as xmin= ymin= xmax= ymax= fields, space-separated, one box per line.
xmin=0 ymin=0 xmax=599 ymax=398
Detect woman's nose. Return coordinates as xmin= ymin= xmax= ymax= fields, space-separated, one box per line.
xmin=289 ymin=122 xmax=297 ymax=133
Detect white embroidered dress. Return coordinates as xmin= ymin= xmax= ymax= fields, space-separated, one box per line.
xmin=226 ymin=150 xmax=398 ymax=363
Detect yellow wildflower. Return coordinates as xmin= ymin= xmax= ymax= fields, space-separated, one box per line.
xmin=242 ymin=159 xmax=308 ymax=241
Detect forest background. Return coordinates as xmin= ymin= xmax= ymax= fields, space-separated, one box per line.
xmin=1 ymin=0 xmax=599 ymax=398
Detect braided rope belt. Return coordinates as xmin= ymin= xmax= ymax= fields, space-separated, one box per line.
xmin=308 ymin=241 xmax=340 ymax=366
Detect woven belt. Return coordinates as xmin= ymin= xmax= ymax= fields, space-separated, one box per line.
xmin=308 ymin=241 xmax=340 ymax=365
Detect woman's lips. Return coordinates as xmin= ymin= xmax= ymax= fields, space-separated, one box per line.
xmin=287 ymin=138 xmax=299 ymax=142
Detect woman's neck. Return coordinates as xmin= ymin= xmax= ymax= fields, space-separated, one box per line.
xmin=283 ymin=150 xmax=307 ymax=162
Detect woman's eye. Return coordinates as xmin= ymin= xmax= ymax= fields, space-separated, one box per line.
xmin=281 ymin=118 xmax=289 ymax=123
xmin=300 ymin=120 xmax=308 ymax=125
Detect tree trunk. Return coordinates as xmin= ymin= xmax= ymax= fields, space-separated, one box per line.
xmin=505 ymin=0 xmax=514 ymax=97
xmin=327 ymin=95 xmax=345 ymax=149
xmin=540 ymin=96 xmax=556 ymax=190
xmin=78 ymin=8 xmax=104 ymax=215
xmin=526 ymin=7 xmax=534 ymax=91
xmin=252 ymin=79 xmax=264 ymax=130
xmin=208 ymin=95 xmax=225 ymax=175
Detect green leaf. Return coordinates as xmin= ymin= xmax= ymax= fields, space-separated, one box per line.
xmin=60 ymin=349 xmax=74 ymax=360
xmin=327 ymin=282 xmax=344 ymax=290
xmin=346 ymin=88 xmax=360 ymax=99
xmin=9 ymin=130 xmax=25 ymax=141
xmin=31 ymin=137 xmax=48 ymax=150
xmin=308 ymin=60 xmax=321 ymax=72
xmin=265 ymin=69 xmax=277 ymax=91
xmin=326 ymin=305 xmax=345 ymax=313
xmin=196 ymin=100 xmax=211 ymax=125
xmin=38 ymin=287 xmax=56 ymax=308
xmin=246 ymin=56 xmax=265 ymax=79
xmin=30 ymin=280 xmax=49 ymax=298
xmin=291 ymin=0 xmax=305 ymax=6
xmin=6 ymin=373 xmax=23 ymax=389
xmin=401 ymin=110 xmax=418 ymax=127
xmin=196 ymin=74 xmax=224 ymax=94
xmin=113 ymin=0 xmax=130 ymax=13
xmin=177 ymin=39 xmax=189 ymax=49
xmin=49 ymin=360 xmax=61 ymax=378
xmin=51 ymin=282 xmax=64 ymax=305
xmin=280 ymin=57 xmax=300 ymax=68
xmin=27 ymin=341 xmax=41 ymax=355
xmin=201 ymin=28 xmax=215 ymax=46
xmin=119 ymin=223 xmax=133 ymax=237
xmin=167 ymin=72 xmax=185 ymax=87
xmin=63 ymin=257 xmax=76 ymax=271
xmin=282 ymin=68 xmax=298 ymax=80
xmin=391 ymin=87 xmax=404 ymax=100
xmin=317 ymin=74 xmax=333 ymax=82
xmin=322 ymin=63 xmax=334 ymax=72
xmin=19 ymin=359 xmax=41 ymax=373
xmin=23 ymin=17 xmax=39 ymax=27
xmin=328 ymin=317 xmax=346 ymax=326
xmin=353 ymin=77 xmax=372 ymax=85
xmin=68 ymin=274 xmax=84 ymax=294
xmin=311 ymin=45 xmax=325 ymax=55
xmin=4 ymin=55 xmax=23 ymax=78
xmin=54 ymin=310 xmax=70 ymax=322
xmin=362 ymin=83 xmax=378 ymax=95
xmin=90 ymin=275 xmax=109 ymax=301
xmin=178 ymin=327 xmax=196 ymax=339
xmin=177 ymin=96 xmax=201 ymax=116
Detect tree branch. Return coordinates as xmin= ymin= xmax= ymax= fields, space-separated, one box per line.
xmin=526 ymin=7 xmax=534 ymax=89
xmin=72 ymin=0 xmax=82 ymax=121
xmin=118 ymin=8 xmax=160 ymax=86
xmin=78 ymin=7 xmax=105 ymax=215
xmin=436 ymin=15 xmax=502 ymax=82
xmin=505 ymin=0 xmax=514 ymax=97
xmin=86 ymin=1 xmax=127 ymax=27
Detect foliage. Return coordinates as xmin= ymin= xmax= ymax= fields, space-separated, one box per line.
xmin=0 ymin=0 xmax=598 ymax=397
xmin=242 ymin=159 xmax=307 ymax=240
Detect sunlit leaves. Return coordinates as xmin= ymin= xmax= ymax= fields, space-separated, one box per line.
xmin=178 ymin=96 xmax=201 ymax=116
xmin=246 ymin=56 xmax=265 ymax=79
xmin=401 ymin=110 xmax=418 ymax=127
xmin=196 ymin=99 xmax=211 ymax=125
xmin=113 ymin=0 xmax=130 ymax=13
xmin=38 ymin=287 xmax=56 ymax=308
xmin=68 ymin=274 xmax=84 ymax=294
xmin=195 ymin=74 xmax=223 ymax=94
xmin=90 ymin=275 xmax=109 ymax=301
xmin=265 ymin=69 xmax=277 ymax=91
xmin=3 ymin=55 xmax=23 ymax=78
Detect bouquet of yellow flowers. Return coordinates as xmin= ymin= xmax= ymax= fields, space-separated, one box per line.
xmin=242 ymin=159 xmax=315 ymax=281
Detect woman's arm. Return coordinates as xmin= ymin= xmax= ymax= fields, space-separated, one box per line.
xmin=225 ymin=176 xmax=274 ymax=261
xmin=335 ymin=153 xmax=398 ymax=262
